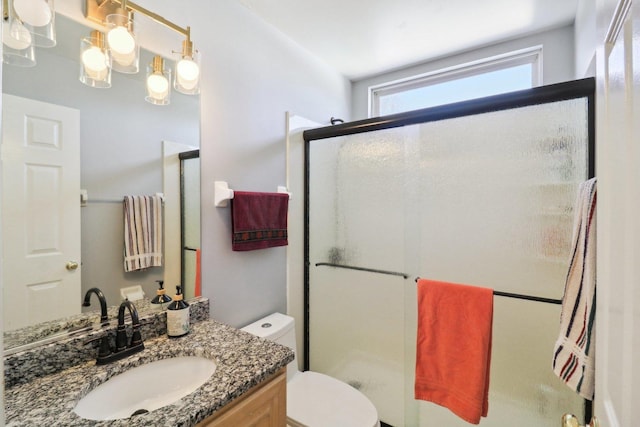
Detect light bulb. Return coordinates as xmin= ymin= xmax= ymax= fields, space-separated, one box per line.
xmin=3 ymin=20 xmax=32 ymax=50
xmin=79 ymin=32 xmax=111 ymax=88
xmin=176 ymin=58 xmax=200 ymax=90
xmin=107 ymin=26 xmax=135 ymax=66
xmin=13 ymin=0 xmax=52 ymax=27
xmin=81 ymin=46 xmax=108 ymax=80
xmin=147 ymin=74 xmax=169 ymax=100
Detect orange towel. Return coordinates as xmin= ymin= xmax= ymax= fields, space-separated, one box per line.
xmin=195 ymin=249 xmax=201 ymax=297
xmin=415 ymin=279 xmax=493 ymax=424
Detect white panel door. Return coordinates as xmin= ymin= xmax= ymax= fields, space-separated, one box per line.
xmin=1 ymin=94 xmax=81 ymax=331
xmin=593 ymin=0 xmax=640 ymax=426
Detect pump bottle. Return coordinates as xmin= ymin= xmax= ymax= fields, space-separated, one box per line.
xmin=166 ymin=285 xmax=190 ymax=337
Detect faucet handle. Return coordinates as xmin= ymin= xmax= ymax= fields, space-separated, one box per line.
xmin=115 ymin=325 xmax=128 ymax=352
xmin=84 ymin=333 xmax=112 ymax=359
xmin=130 ymin=327 xmax=143 ymax=347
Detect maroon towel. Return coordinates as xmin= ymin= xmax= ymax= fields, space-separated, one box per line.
xmin=231 ymin=191 xmax=289 ymax=251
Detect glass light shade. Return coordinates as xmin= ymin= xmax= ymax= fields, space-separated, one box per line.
xmin=3 ymin=17 xmax=32 ymax=49
xmin=174 ymin=40 xmax=200 ymax=95
xmin=11 ymin=0 xmax=56 ymax=48
xmin=2 ymin=15 xmax=36 ymax=67
xmin=79 ymin=33 xmax=112 ymax=88
xmin=146 ymin=56 xmax=171 ymax=105
xmin=105 ymin=13 xmax=139 ymax=74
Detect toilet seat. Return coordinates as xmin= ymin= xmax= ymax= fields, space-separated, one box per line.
xmin=287 ymin=371 xmax=379 ymax=427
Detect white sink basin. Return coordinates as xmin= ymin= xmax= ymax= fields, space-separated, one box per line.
xmin=74 ymin=356 xmax=216 ymax=420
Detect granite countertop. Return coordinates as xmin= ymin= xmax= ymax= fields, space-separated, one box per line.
xmin=4 ymin=319 xmax=294 ymax=426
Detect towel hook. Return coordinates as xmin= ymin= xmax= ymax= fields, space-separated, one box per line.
xmin=214 ymin=181 xmax=234 ymax=207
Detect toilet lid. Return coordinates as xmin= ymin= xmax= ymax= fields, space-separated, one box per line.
xmin=287 ymin=371 xmax=378 ymax=427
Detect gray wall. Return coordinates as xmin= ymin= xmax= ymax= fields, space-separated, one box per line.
xmin=351 ymin=25 xmax=576 ymax=120
xmin=140 ymin=0 xmax=351 ymax=328
xmin=575 ymin=0 xmax=597 ymax=78
xmin=3 ymin=42 xmax=200 ymax=306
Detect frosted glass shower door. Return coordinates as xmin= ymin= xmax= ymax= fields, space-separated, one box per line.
xmin=309 ymin=130 xmax=413 ymax=426
xmin=408 ymin=99 xmax=588 ymax=426
xmin=308 ymin=96 xmax=590 ymax=426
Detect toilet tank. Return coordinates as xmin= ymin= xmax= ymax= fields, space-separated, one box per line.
xmin=241 ymin=312 xmax=299 ymax=381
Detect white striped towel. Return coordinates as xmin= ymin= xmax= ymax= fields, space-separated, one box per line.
xmin=552 ymin=177 xmax=597 ymax=400
xmin=123 ymin=195 xmax=163 ymax=272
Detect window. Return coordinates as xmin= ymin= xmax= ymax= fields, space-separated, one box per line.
xmin=369 ymin=46 xmax=542 ymax=117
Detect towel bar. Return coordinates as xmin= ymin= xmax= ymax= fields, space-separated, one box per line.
xmin=214 ymin=181 xmax=292 ymax=207
xmin=316 ymin=262 xmax=409 ymax=279
xmin=85 ymin=192 xmax=165 ymax=204
xmin=414 ymin=277 xmax=562 ymax=305
xmin=315 ymin=262 xmax=409 ymax=279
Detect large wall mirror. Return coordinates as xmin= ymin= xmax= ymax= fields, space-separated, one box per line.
xmin=2 ymin=14 xmax=200 ymax=350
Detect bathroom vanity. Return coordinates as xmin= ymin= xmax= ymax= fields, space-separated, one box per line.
xmin=3 ymin=298 xmax=293 ymax=426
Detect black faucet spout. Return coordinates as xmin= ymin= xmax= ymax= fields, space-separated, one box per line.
xmin=82 ymin=287 xmax=109 ymax=325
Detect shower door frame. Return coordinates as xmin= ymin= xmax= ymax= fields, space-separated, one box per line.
xmin=302 ymin=77 xmax=595 ymax=421
xmin=179 ymin=149 xmax=200 ymax=291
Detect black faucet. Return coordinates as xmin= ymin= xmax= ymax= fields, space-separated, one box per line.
xmin=88 ymin=299 xmax=145 ymax=365
xmin=82 ymin=287 xmax=109 ymax=326
xmin=115 ymin=299 xmax=144 ymax=352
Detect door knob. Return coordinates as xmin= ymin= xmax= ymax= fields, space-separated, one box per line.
xmin=562 ymin=414 xmax=600 ymax=427
xmin=66 ymin=261 xmax=79 ymax=270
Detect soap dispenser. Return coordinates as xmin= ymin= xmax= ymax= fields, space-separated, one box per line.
xmin=167 ymin=285 xmax=190 ymax=337
xmin=151 ymin=280 xmax=172 ymax=311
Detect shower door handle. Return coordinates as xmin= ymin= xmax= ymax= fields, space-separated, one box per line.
xmin=562 ymin=414 xmax=600 ymax=427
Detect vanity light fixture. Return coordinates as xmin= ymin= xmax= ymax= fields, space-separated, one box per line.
xmin=79 ymin=30 xmax=112 ymax=88
xmin=145 ymin=55 xmax=171 ymax=105
xmin=84 ymin=0 xmax=200 ymax=103
xmin=2 ymin=0 xmax=56 ymax=67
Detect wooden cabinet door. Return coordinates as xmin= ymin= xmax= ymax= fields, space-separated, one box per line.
xmin=199 ymin=369 xmax=286 ymax=427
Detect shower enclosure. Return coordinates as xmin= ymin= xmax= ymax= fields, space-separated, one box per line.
xmin=303 ymin=79 xmax=594 ymax=426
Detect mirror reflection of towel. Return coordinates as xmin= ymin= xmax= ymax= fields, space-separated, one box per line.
xmin=123 ymin=195 xmax=163 ymax=272
xmin=231 ymin=191 xmax=289 ymax=251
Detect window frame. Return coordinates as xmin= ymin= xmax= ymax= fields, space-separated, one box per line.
xmin=368 ymin=45 xmax=543 ymax=117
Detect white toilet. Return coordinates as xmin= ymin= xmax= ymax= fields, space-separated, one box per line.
xmin=242 ymin=312 xmax=380 ymax=427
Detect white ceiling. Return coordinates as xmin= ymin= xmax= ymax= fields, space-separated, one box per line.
xmin=237 ymin=0 xmax=578 ymax=80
